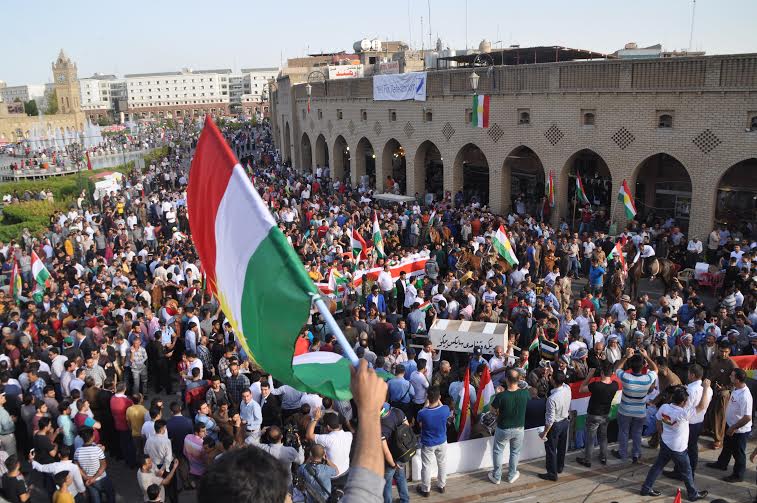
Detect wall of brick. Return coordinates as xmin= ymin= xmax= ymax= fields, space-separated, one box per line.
xmin=273 ymin=55 xmax=757 ymax=239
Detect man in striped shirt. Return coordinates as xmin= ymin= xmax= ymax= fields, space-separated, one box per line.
xmin=74 ymin=428 xmax=115 ymax=503
xmin=612 ymin=348 xmax=658 ymax=463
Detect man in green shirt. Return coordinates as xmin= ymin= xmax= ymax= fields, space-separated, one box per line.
xmin=488 ymin=368 xmax=530 ymax=485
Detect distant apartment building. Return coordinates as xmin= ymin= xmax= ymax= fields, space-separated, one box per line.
xmin=124 ymin=68 xmax=231 ymax=119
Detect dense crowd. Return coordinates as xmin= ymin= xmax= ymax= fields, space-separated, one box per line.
xmin=0 ymin=117 xmax=754 ymax=503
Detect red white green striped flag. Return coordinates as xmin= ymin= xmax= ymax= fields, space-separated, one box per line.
xmin=351 ymin=228 xmax=368 ymax=260
xmin=618 ymin=179 xmax=637 ymax=218
xmin=31 ymin=251 xmax=51 ymax=303
xmin=9 ymin=260 xmax=22 ymax=301
xmin=493 ymin=225 xmax=519 ymax=266
xmin=471 ymin=95 xmax=490 ymax=128
xmin=575 ymin=171 xmax=590 ymax=204
xmin=455 ymin=367 xmax=472 ymax=441
xmin=372 ymin=212 xmax=385 ymax=258
xmin=418 ymin=300 xmax=432 ymax=312
xmin=607 ymin=241 xmax=626 ymax=271
xmin=546 ymin=170 xmax=555 ymax=207
xmin=473 ymin=365 xmax=495 ymax=416
xmin=187 ymin=117 xmax=352 ymax=399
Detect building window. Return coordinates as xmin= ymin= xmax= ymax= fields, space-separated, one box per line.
xmin=302 ymin=109 xmax=306 ymax=120
xmin=317 ymin=109 xmax=323 ymax=120
xmin=519 ymin=110 xmax=530 ymax=125
xmin=658 ymin=113 xmax=673 ymax=129
xmin=361 ymin=109 xmax=367 ymax=121
xmin=465 ymin=108 xmax=472 ymax=123
xmin=424 ymin=109 xmax=432 ymax=122
xmin=582 ymin=111 xmax=595 ymax=126
xmin=749 ymin=115 xmax=757 ymax=132
xmin=337 ymin=109 xmax=343 ymax=120
xmin=389 ymin=110 xmax=397 ymax=122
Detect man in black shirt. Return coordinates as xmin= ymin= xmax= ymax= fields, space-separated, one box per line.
xmin=380 ymin=403 xmax=410 ymax=503
xmin=576 ymin=362 xmax=619 ymax=467
xmin=1 ymin=455 xmax=30 ymax=502
xmin=33 ymin=416 xmax=58 ymax=464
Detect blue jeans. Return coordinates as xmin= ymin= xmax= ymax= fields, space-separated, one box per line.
xmin=545 ymin=419 xmax=569 ymax=476
xmin=87 ymin=475 xmax=115 ymax=503
xmin=383 ymin=463 xmax=409 ymax=503
xmin=491 ymin=427 xmax=524 ymax=482
xmin=642 ymin=441 xmax=699 ymax=499
xmin=583 ymin=414 xmax=609 ymax=461
xmin=568 ymin=256 xmax=580 ymax=277
xmin=688 ymin=422 xmax=704 ymax=473
xmin=716 ymin=427 xmax=749 ymax=479
xmin=617 ymin=413 xmax=644 ymax=459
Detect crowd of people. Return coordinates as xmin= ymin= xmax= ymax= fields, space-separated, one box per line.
xmin=0 ymin=116 xmax=754 ymax=503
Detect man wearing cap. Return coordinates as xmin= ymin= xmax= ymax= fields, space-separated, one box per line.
xmin=609 ymin=295 xmax=631 ymax=323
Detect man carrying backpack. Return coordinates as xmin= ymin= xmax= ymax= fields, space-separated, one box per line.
xmin=380 ymin=402 xmax=413 ymax=503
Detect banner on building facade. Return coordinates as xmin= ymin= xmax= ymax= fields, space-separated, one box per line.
xmin=378 ymin=61 xmax=400 ymax=75
xmin=328 ymin=65 xmax=364 ymax=80
xmin=373 ymin=72 xmax=427 ymax=102
xmin=427 ymin=319 xmax=508 ymax=353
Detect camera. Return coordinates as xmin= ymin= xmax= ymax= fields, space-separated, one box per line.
xmin=283 ymin=424 xmax=300 ymax=450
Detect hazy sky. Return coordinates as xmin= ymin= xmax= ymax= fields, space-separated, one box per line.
xmin=2 ymin=0 xmax=754 ymax=85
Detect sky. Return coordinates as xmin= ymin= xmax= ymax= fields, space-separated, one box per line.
xmin=1 ymin=0 xmax=755 ymax=85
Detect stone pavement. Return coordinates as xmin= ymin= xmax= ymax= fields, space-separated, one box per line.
xmin=402 ymin=438 xmax=757 ymax=503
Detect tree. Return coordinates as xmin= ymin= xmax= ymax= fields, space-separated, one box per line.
xmin=23 ymin=100 xmax=38 ymax=116
xmin=45 ymin=89 xmax=58 ymax=115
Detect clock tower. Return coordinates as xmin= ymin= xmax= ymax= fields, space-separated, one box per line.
xmin=51 ymin=49 xmax=81 ymax=114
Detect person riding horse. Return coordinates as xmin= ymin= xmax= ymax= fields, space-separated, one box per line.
xmin=636 ymin=242 xmax=658 ymax=278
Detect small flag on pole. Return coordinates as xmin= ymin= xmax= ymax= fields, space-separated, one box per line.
xmin=30 ymin=251 xmax=51 ymax=303
xmin=493 ymin=225 xmax=519 ymax=266
xmin=474 ymin=365 xmax=495 ymax=416
xmin=618 ymin=179 xmax=637 ymax=219
xmin=372 ymin=213 xmax=385 ymax=258
xmin=575 ymin=171 xmax=590 ymax=205
xmin=455 ymin=367 xmax=472 ymax=441
xmin=351 ymin=228 xmax=368 ymax=260
xmin=546 ymin=170 xmax=555 ymax=207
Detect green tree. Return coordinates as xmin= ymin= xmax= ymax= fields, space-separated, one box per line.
xmin=45 ymin=89 xmax=58 ymax=115
xmin=23 ymin=100 xmax=39 ymax=116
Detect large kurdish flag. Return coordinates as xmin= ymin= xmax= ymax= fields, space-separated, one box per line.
xmin=471 ymin=95 xmax=490 ymax=128
xmin=31 ymin=251 xmax=51 ymax=303
xmin=569 ymin=378 xmax=623 ymax=430
xmin=188 ymin=117 xmax=352 ymax=400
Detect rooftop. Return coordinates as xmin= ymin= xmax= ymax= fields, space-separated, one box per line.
xmin=437 ymin=45 xmax=613 ymax=68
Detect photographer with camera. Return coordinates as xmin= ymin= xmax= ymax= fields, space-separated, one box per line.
xmin=305 ymin=407 xmax=353 ymax=482
xmin=250 ymin=425 xmax=305 ymax=487
xmin=298 ymin=444 xmax=338 ymax=503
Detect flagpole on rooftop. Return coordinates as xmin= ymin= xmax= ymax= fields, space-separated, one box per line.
xmin=310 ymin=293 xmax=360 ymax=367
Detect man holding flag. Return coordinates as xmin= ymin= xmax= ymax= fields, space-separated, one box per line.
xmin=30 ymin=251 xmax=51 ymax=303
xmin=488 ymin=368 xmax=529 ymax=485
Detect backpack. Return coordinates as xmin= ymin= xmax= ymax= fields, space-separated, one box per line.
xmin=390 ymin=421 xmax=417 ymax=464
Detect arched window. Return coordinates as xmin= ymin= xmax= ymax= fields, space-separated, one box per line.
xmin=750 ymin=115 xmax=757 ymax=132
xmin=658 ymin=114 xmax=673 ymax=128
xmin=519 ymin=111 xmax=530 ymax=125
xmin=583 ymin=112 xmax=595 ymax=126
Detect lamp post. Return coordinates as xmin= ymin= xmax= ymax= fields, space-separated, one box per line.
xmin=469 ymin=71 xmax=480 ymax=95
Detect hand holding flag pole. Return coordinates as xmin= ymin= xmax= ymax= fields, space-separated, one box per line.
xmin=310 ymin=293 xmax=360 ymax=367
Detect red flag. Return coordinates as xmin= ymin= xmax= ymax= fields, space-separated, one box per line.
xmin=456 ymin=367 xmax=472 ymax=441
xmin=86 ymin=151 xmax=92 ymax=171
xmin=673 ymin=488 xmax=681 ymax=503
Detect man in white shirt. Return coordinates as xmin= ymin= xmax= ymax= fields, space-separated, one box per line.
xmin=305 ymin=408 xmax=353 ymax=477
xmin=538 ymin=371 xmax=572 ymax=481
xmin=640 ymin=381 xmax=711 ymax=500
xmin=417 ymin=341 xmax=441 ymax=382
xmin=706 ymin=368 xmax=753 ymax=482
xmin=377 ymin=265 xmax=394 ymax=300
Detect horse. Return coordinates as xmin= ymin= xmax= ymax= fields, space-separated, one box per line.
xmin=623 ymin=243 xmax=680 ymax=298
xmin=456 ymin=250 xmax=512 ymax=275
xmin=428 ymin=225 xmax=453 ymax=246
xmin=609 ymin=268 xmax=625 ymax=305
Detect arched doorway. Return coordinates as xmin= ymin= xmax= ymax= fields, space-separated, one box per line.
xmin=355 ymin=137 xmax=375 ymax=190
xmin=633 ymin=153 xmax=692 ymax=232
xmin=283 ymin=122 xmax=291 ymax=163
xmin=414 ymin=140 xmax=443 ymax=204
xmin=332 ymin=135 xmax=350 ymax=182
xmin=454 ymin=143 xmax=489 ymax=206
xmin=381 ymin=138 xmax=406 ymax=194
xmin=315 ymin=134 xmax=329 ymax=171
xmin=716 ymin=159 xmax=757 ymax=235
xmin=301 ymin=133 xmax=313 ymax=172
xmin=563 ymin=149 xmax=612 ymax=232
xmin=504 ymin=146 xmax=546 ymax=217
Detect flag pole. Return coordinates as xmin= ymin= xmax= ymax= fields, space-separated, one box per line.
xmin=572 ymin=177 xmax=578 ymax=233
xmin=310 ymin=293 xmax=360 ymax=367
